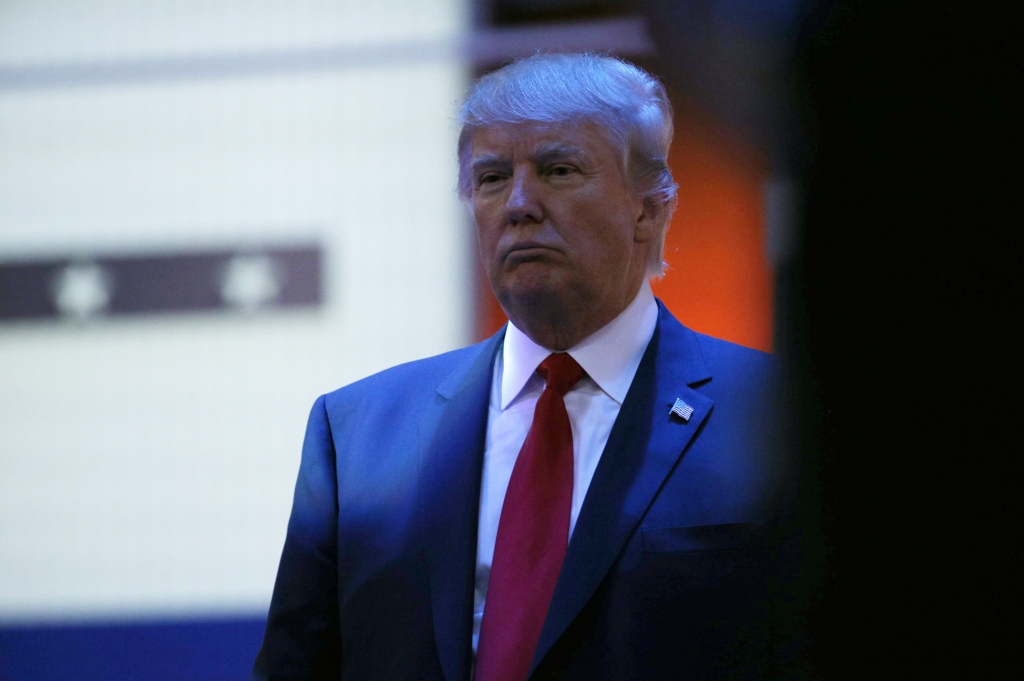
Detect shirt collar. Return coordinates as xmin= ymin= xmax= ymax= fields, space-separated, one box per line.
xmin=500 ymin=279 xmax=658 ymax=409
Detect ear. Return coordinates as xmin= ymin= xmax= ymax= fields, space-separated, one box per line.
xmin=633 ymin=197 xmax=667 ymax=244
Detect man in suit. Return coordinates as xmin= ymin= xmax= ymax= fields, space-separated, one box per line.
xmin=254 ymin=53 xmax=796 ymax=681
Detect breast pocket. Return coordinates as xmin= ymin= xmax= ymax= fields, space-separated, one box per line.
xmin=641 ymin=521 xmax=765 ymax=554
xmin=633 ymin=522 xmax=769 ymax=606
xmin=612 ymin=522 xmax=773 ymax=675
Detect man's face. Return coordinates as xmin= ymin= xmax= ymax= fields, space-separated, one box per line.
xmin=469 ymin=122 xmax=654 ymax=344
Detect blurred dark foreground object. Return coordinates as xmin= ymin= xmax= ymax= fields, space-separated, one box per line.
xmin=777 ymin=1 xmax=1018 ymax=678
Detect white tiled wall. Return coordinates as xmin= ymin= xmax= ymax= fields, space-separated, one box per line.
xmin=0 ymin=0 xmax=471 ymax=621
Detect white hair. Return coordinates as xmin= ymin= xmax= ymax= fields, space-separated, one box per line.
xmin=457 ymin=53 xmax=678 ymax=276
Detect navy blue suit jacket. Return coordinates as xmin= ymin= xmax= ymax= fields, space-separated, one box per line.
xmin=254 ymin=302 xmax=797 ymax=680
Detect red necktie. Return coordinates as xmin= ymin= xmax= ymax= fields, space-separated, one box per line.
xmin=475 ymin=353 xmax=584 ymax=681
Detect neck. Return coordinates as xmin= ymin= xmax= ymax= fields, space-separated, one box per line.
xmin=504 ymin=280 xmax=645 ymax=351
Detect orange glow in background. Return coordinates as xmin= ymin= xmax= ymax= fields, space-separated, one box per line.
xmin=652 ymin=115 xmax=774 ymax=353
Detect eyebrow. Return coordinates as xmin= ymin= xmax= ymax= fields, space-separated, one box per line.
xmin=469 ymin=143 xmax=590 ymax=177
xmin=528 ymin=143 xmax=588 ymax=166
xmin=469 ymin=153 xmax=510 ymax=176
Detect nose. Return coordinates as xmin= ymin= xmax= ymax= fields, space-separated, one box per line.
xmin=505 ymin=171 xmax=544 ymax=226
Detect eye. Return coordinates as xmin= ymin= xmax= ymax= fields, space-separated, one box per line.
xmin=548 ymin=164 xmax=576 ymax=177
xmin=477 ymin=172 xmax=505 ymax=187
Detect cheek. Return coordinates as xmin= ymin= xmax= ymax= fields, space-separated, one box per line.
xmin=473 ymin=211 xmax=502 ymax=263
xmin=472 ymin=201 xmax=494 ymax=234
xmin=575 ymin=207 xmax=634 ymax=255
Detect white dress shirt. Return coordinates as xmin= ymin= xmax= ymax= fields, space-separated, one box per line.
xmin=472 ymin=279 xmax=659 ymax=651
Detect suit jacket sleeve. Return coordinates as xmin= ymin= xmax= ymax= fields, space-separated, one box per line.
xmin=253 ymin=395 xmax=342 ymax=680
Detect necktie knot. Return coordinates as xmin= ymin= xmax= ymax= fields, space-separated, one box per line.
xmin=537 ymin=353 xmax=584 ymax=397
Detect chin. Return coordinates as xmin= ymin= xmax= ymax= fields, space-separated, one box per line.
xmin=498 ymin=278 xmax=575 ymax=315
xmin=495 ymin=259 xmax=584 ymax=308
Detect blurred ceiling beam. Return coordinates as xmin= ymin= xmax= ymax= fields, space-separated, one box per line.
xmin=0 ymin=15 xmax=653 ymax=91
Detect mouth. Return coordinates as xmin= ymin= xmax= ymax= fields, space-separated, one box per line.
xmin=504 ymin=241 xmax=562 ymax=262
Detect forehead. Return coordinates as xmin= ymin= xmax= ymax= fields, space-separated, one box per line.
xmin=469 ymin=121 xmax=619 ymax=161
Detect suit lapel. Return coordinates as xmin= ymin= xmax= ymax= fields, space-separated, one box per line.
xmin=419 ymin=330 xmax=504 ymax=681
xmin=530 ymin=303 xmax=714 ymax=675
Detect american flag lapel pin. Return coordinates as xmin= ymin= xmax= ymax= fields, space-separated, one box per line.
xmin=670 ymin=398 xmax=694 ymax=423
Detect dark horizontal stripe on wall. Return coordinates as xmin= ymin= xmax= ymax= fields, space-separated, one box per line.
xmin=0 ymin=17 xmax=653 ymax=90
xmin=0 ymin=244 xmax=322 ymax=322
xmin=0 ymin=616 xmax=266 ymax=681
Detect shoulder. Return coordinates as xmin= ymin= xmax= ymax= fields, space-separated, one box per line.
xmin=686 ymin=333 xmax=781 ymax=441
xmin=691 ymin=332 xmax=778 ymax=409
xmin=653 ymin=301 xmax=776 ymax=389
xmin=693 ymin=332 xmax=776 ymax=382
xmin=319 ymin=337 xmax=496 ymax=417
